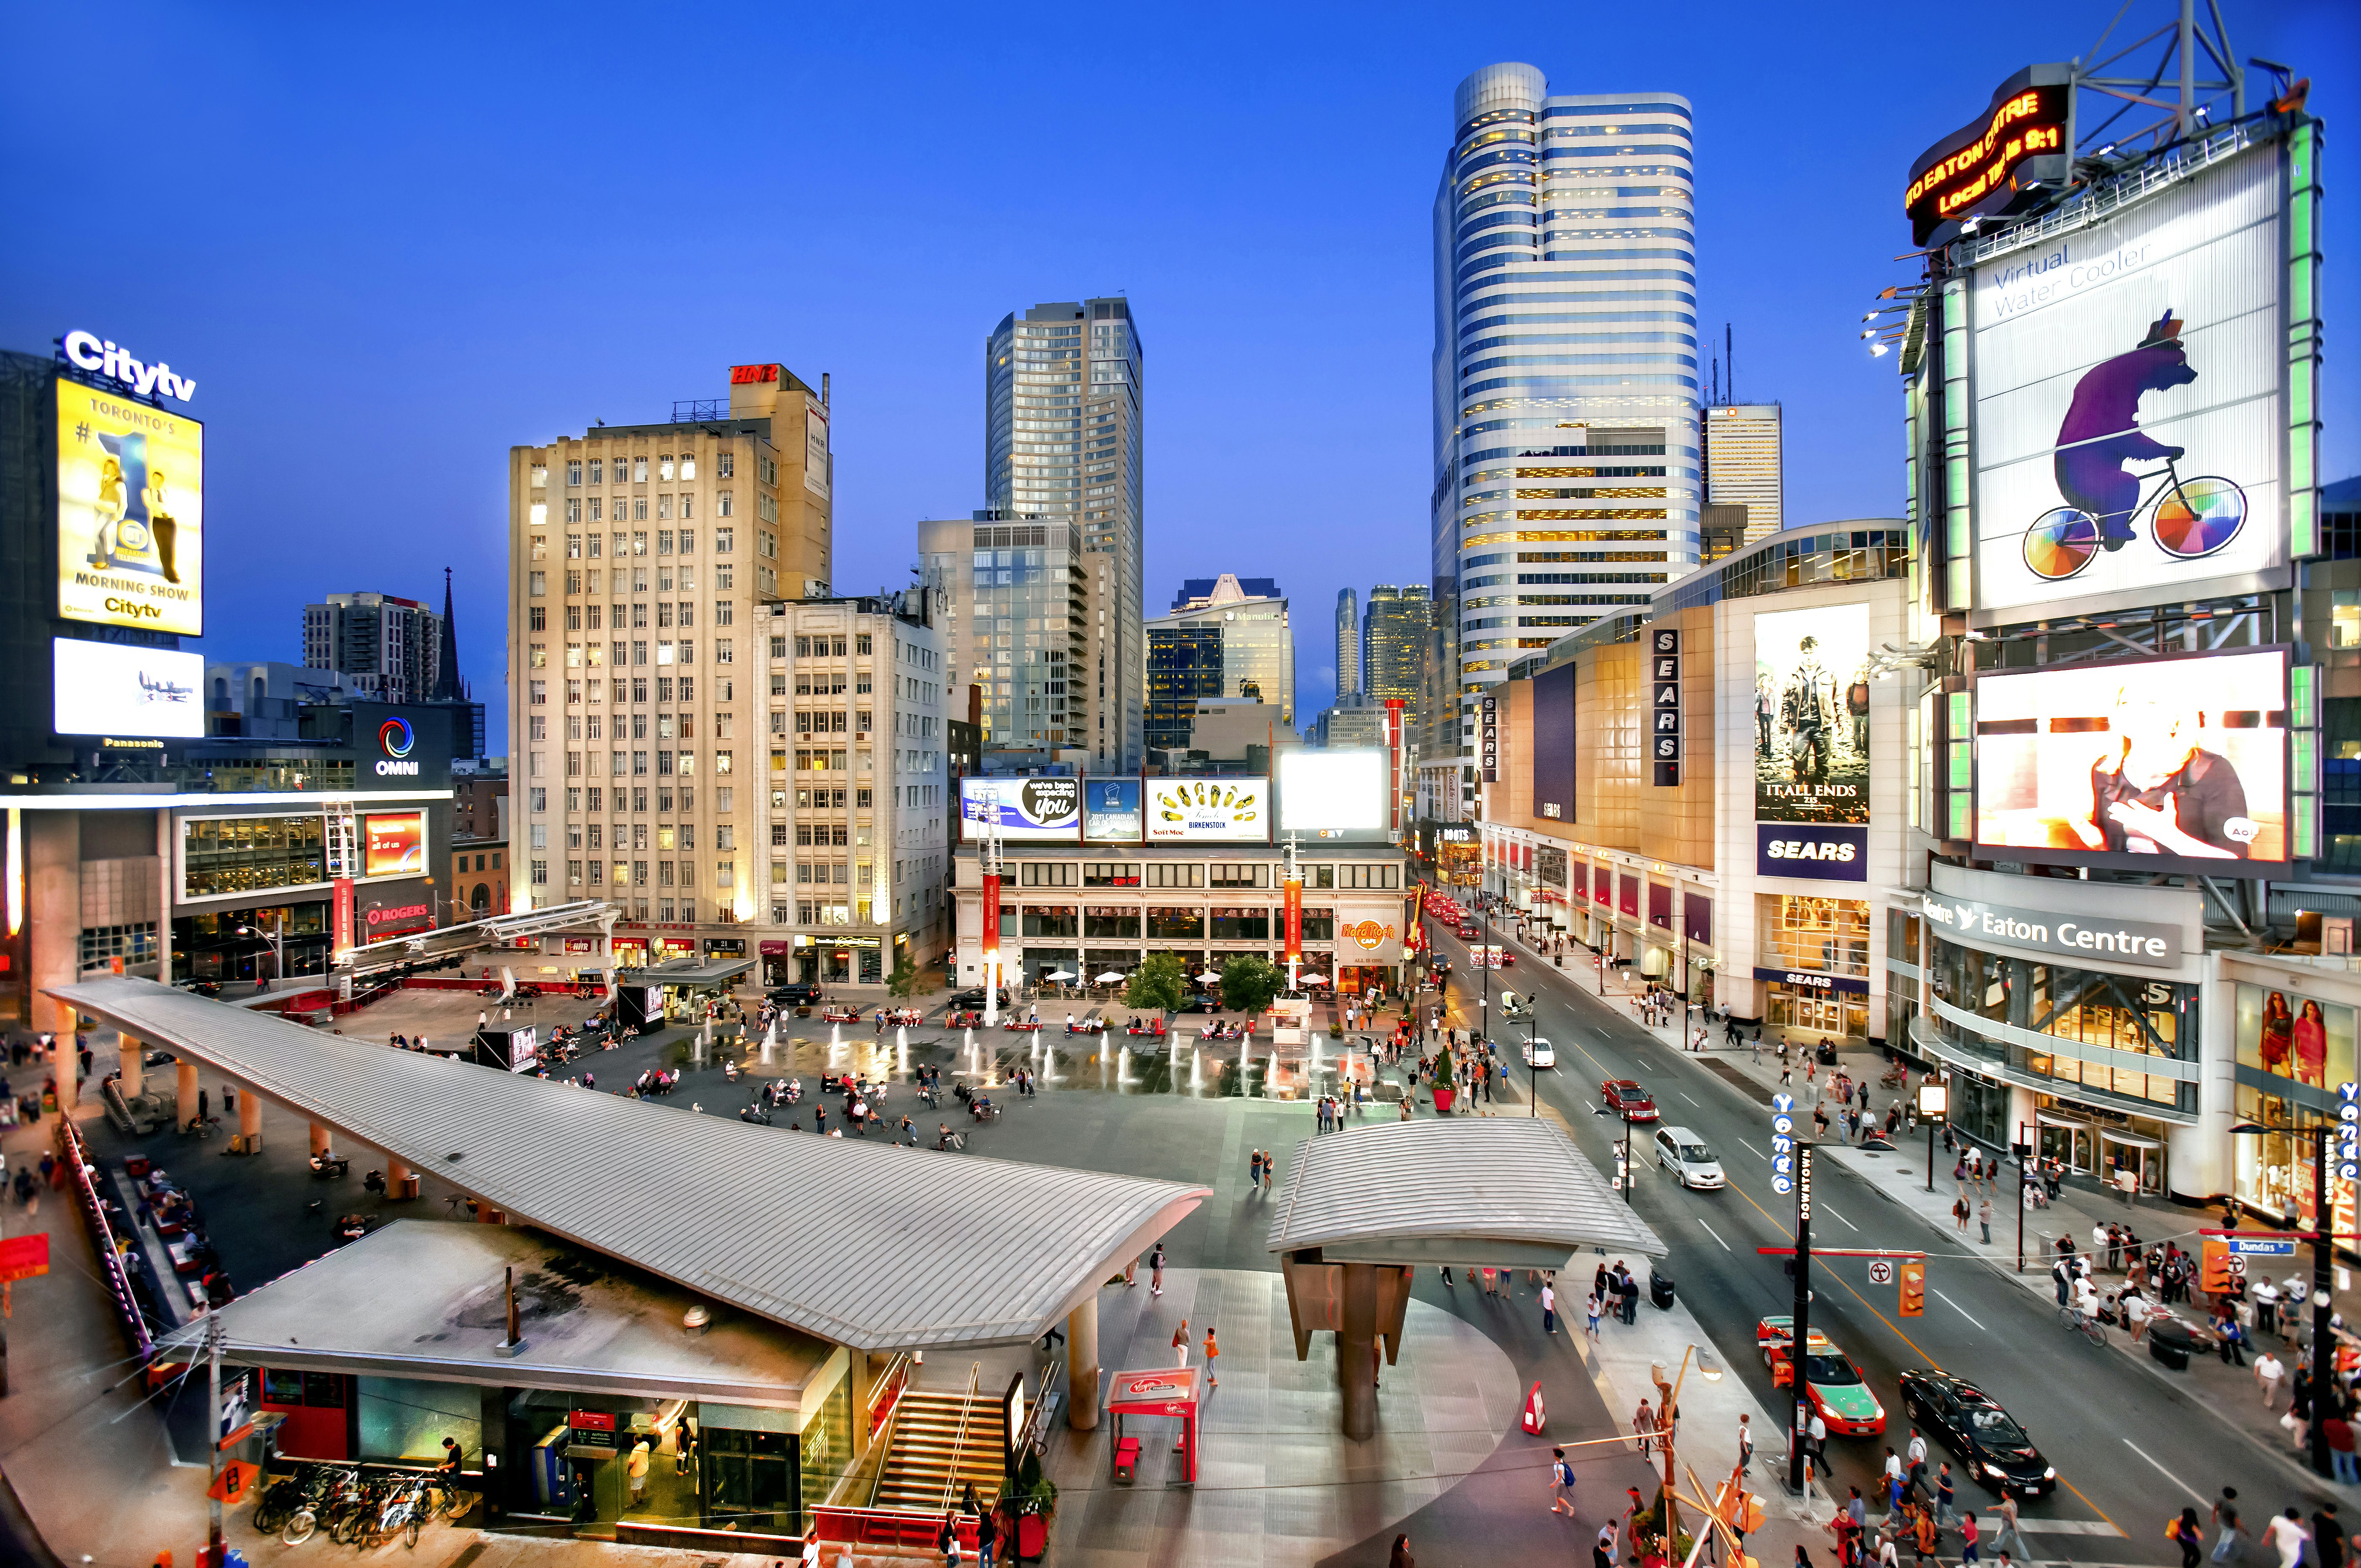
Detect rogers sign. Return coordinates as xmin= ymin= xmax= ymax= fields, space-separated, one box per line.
xmin=365 ymin=902 xmax=431 ymax=930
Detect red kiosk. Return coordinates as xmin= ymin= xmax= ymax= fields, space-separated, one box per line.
xmin=1106 ymin=1364 xmax=1202 ymax=1486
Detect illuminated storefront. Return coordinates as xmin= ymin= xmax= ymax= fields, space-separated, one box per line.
xmin=1756 ymin=894 xmax=1872 ymax=1042
xmin=2231 ymin=975 xmax=2359 ymax=1233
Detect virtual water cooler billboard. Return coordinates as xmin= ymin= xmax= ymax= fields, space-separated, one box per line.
xmin=1970 ymin=142 xmax=2284 ymax=616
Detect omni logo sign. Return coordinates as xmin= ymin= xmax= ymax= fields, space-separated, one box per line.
xmin=376 ymin=717 xmax=419 ymax=776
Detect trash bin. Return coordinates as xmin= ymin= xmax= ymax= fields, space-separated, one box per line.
xmin=1651 ymin=1273 xmax=1676 ymax=1310
xmin=2149 ymin=1336 xmax=2190 ymax=1371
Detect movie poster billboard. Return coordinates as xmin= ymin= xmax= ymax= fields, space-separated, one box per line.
xmin=1974 ymin=647 xmax=2288 ymax=874
xmin=1970 ymin=142 xmax=2284 ymax=616
xmin=1754 ymin=604 xmax=1871 ymax=825
xmin=56 ymin=378 xmax=204 ymax=635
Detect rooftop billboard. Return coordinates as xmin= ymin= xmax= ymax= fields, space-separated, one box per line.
xmin=1277 ymin=749 xmax=1388 ymax=840
xmin=56 ymin=378 xmax=204 ymax=635
xmin=1970 ymin=142 xmax=2284 ymax=619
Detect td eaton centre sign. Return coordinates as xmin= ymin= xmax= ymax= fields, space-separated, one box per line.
xmin=1920 ymin=891 xmax=2180 ymax=967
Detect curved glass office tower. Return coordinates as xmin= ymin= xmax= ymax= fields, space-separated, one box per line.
xmin=1431 ymin=63 xmax=1699 ymax=752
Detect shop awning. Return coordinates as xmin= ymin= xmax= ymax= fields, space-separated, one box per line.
xmin=618 ymin=957 xmax=755 ymax=987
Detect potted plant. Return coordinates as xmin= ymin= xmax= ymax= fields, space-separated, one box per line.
xmin=1009 ymin=1451 xmax=1058 ymax=1560
xmin=1433 ymin=1049 xmax=1457 ymax=1114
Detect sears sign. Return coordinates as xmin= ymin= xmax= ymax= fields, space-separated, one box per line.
xmin=1756 ymin=824 xmax=1868 ymax=882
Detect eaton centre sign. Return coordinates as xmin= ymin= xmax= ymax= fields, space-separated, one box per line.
xmin=1919 ymin=890 xmax=2180 ymax=967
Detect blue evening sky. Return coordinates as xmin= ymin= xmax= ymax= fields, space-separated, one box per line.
xmin=2 ymin=0 xmax=2351 ymax=744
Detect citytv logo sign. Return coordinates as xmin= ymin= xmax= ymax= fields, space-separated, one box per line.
xmin=375 ymin=717 xmax=419 ymax=776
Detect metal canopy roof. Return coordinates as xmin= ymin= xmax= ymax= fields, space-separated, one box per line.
xmin=53 ymin=977 xmax=1207 ymax=1352
xmin=621 ymin=958 xmax=755 ymax=986
xmin=1266 ymin=1119 xmax=1666 ymax=1268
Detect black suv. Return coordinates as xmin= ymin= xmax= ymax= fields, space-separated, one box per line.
xmin=949 ymin=987 xmax=1012 ymax=1010
xmin=1896 ymin=1369 xmax=2056 ymax=1496
xmin=768 ymin=983 xmax=824 ymax=1005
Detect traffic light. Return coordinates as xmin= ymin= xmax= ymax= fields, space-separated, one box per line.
xmin=1898 ymin=1259 xmax=1925 ymax=1317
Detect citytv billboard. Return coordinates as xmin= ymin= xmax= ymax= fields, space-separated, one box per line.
xmin=56 ymin=378 xmax=204 ymax=635
xmin=1970 ymin=142 xmax=2285 ymax=617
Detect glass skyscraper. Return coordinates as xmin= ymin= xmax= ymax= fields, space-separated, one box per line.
xmin=1335 ymin=587 xmax=1360 ymax=697
xmin=1430 ymin=64 xmax=1699 ymax=755
xmin=984 ymin=298 xmax=1144 ymax=767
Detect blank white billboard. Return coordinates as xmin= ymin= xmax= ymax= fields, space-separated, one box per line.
xmin=1970 ymin=141 xmax=2283 ymax=617
xmin=1278 ymin=748 xmax=1388 ymax=835
xmin=54 ymin=638 xmax=203 ymax=738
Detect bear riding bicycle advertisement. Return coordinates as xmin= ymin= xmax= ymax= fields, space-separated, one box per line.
xmin=1968 ymin=141 xmax=2285 ymax=616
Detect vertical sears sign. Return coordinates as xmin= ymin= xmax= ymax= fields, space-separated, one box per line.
xmin=1651 ymin=628 xmax=1681 ymax=786
xmin=1480 ymin=695 xmax=1499 ymax=782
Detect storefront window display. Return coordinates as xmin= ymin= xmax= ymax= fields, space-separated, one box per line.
xmin=1926 ymin=938 xmax=2196 ymax=1116
xmin=2231 ymin=980 xmax=2361 ymax=1227
xmin=1761 ymin=896 xmax=1870 ymax=976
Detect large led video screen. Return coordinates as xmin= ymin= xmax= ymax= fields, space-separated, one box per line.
xmin=1531 ymin=662 xmax=1577 ymax=821
xmin=362 ymin=812 xmax=427 ymax=877
xmin=1970 ymin=141 xmax=2284 ymax=617
xmin=56 ymin=378 xmax=204 ymax=635
xmin=1277 ymin=749 xmax=1387 ymax=839
xmin=53 ymin=638 xmax=203 ymax=738
xmin=1974 ymin=647 xmax=2288 ymax=875
xmin=1754 ymin=604 xmax=1871 ymax=825
xmin=960 ymin=776 xmax=1081 ymax=842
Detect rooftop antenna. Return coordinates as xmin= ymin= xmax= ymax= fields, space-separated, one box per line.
xmin=1726 ymin=324 xmax=1734 ymax=405
xmin=2073 ymin=0 xmax=2245 ymax=158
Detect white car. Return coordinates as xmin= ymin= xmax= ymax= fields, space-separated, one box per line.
xmin=1654 ymin=1126 xmax=1726 ymax=1189
xmin=1522 ymin=1037 xmax=1555 ymax=1068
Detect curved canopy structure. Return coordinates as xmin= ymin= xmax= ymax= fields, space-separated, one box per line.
xmin=1267 ymin=1117 xmax=1666 ymax=1268
xmin=53 ymin=977 xmax=1207 ymax=1351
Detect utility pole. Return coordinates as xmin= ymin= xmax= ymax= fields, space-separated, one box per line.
xmin=2310 ymin=1124 xmax=2333 ymax=1479
xmin=206 ymin=1315 xmax=226 ymax=1565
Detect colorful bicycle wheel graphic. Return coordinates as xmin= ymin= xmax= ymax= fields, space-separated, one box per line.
xmin=2022 ymin=507 xmax=2103 ymax=580
xmin=2150 ymin=475 xmax=2247 ymax=559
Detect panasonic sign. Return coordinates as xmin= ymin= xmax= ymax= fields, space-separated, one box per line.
xmin=1919 ymin=891 xmax=2181 ymax=967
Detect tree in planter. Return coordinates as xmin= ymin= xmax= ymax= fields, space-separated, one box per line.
xmin=1124 ymin=953 xmax=1188 ymax=1015
xmin=886 ymin=950 xmax=933 ymax=1002
xmin=1433 ymin=1047 xmax=1457 ymax=1110
xmin=1217 ymin=955 xmax=1282 ymax=1018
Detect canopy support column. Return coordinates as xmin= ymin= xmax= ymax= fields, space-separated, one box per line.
xmin=1340 ymin=1261 xmax=1379 ymax=1441
xmin=1067 ymin=1297 xmax=1101 ymax=1430
xmin=176 ymin=1060 xmax=200 ymax=1132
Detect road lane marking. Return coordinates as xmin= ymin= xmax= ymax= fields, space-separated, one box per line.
xmin=1680 ymin=1092 xmax=1700 ymax=1106
xmin=1816 ymin=1201 xmax=1858 ymax=1231
xmin=1697 ymin=1217 xmax=1733 ymax=1252
xmin=1932 ymin=1288 xmax=1986 ymax=1330
xmin=2056 ymin=1476 xmax=2122 ymax=1535
xmin=1737 ymin=1139 xmax=1765 ymax=1159
xmin=2013 ymin=1520 xmax=2126 ymax=1537
xmin=2121 ymin=1439 xmax=2207 ymax=1507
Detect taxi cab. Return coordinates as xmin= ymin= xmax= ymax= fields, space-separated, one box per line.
xmin=1756 ymin=1316 xmax=1886 ymax=1436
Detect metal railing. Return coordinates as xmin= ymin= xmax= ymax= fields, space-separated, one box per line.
xmin=1961 ymin=121 xmax=2255 ymax=267
xmin=939 ymin=1361 xmax=984 ymax=1511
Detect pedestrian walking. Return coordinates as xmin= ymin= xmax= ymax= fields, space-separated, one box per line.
xmin=1978 ymin=1196 xmax=1994 ymax=1244
xmin=1960 ymin=1512 xmax=1980 ymax=1567
xmin=2265 ymin=1509 xmax=2309 ymax=1568
xmin=1149 ymin=1241 xmax=1166 ymax=1297
xmin=2211 ymin=1488 xmax=2246 ymax=1564
xmin=1936 ymin=1465 xmax=1957 ymax=1530
xmin=1203 ymin=1327 xmax=1219 ymax=1387
xmin=1989 ymin=1489 xmax=2018 ymax=1554
xmin=1738 ymin=1412 xmax=1754 ymax=1476
xmin=2313 ymin=1505 xmax=2343 ymax=1568
xmin=2255 ymin=1348 xmax=2284 ymax=1405
xmin=1952 ymin=1194 xmax=1971 ymax=1234
xmin=1585 ymin=1292 xmax=1603 ymax=1341
xmin=626 ymin=1436 xmax=650 ymax=1508
xmin=1549 ymin=1446 xmax=1577 ymax=1515
xmin=1172 ymin=1318 xmax=1190 ymax=1367
xmin=1542 ymin=1280 xmax=1558 ymax=1334
xmin=1634 ymin=1398 xmax=1658 ymax=1459
xmin=2169 ymin=1510 xmax=2203 ymax=1568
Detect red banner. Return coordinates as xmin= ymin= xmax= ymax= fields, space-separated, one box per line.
xmin=332 ymin=877 xmax=354 ymax=955
xmin=1283 ymin=876 xmax=1303 ymax=964
xmin=981 ymin=874 xmax=1001 ymax=959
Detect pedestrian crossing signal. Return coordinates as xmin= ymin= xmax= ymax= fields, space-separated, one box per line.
xmin=1898 ymin=1259 xmax=1925 ymax=1318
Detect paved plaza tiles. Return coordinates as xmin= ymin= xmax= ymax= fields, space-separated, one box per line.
xmin=0 ymin=992 xmax=1824 ymax=1568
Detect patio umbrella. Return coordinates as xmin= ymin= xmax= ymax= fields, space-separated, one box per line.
xmin=1045 ymin=968 xmax=1078 ymax=981
xmin=1298 ymin=973 xmax=1332 ymax=986
xmin=1094 ymin=971 xmax=1128 ymax=984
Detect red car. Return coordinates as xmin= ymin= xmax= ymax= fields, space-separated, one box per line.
xmin=1601 ymin=1079 xmax=1659 ymax=1122
xmin=1457 ymin=921 xmax=1480 ymax=940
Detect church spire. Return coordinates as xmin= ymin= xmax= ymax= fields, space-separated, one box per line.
xmin=432 ymin=566 xmax=463 ymax=701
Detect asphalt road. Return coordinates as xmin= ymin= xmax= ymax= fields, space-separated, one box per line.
xmin=1422 ymin=908 xmax=2344 ymax=1564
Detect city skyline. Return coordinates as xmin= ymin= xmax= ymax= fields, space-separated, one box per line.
xmin=1 ymin=2 xmax=2351 ymax=745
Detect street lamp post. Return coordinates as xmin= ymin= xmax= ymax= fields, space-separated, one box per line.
xmin=1649 ymin=1345 xmax=1723 ymax=1544
xmin=2228 ymin=1121 xmax=2337 ymax=1478
xmin=1917 ymin=1081 xmax=1949 ymax=1195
